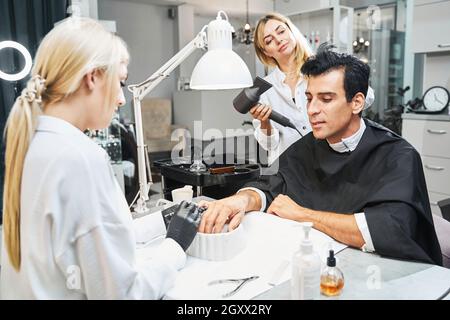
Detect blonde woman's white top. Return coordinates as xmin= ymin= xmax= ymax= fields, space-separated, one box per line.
xmin=1 ymin=116 xmax=185 ymax=299
xmin=253 ymin=67 xmax=311 ymax=165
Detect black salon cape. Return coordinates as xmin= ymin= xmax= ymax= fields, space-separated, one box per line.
xmin=246 ymin=119 xmax=442 ymax=265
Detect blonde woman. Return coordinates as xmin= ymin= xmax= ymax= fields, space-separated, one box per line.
xmin=250 ymin=13 xmax=374 ymax=164
xmin=1 ymin=18 xmax=200 ymax=299
xmin=249 ymin=13 xmax=313 ymax=165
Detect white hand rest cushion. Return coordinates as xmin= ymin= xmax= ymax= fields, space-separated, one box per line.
xmin=186 ymin=224 xmax=247 ymax=261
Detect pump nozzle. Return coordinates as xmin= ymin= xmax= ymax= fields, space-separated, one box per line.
xmin=299 ymin=222 xmax=314 ymax=254
xmin=300 ymin=222 xmax=313 ymax=240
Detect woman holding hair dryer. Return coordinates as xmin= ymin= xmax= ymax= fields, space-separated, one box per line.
xmin=250 ymin=13 xmax=374 ymax=164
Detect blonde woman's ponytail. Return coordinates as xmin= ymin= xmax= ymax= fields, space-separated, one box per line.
xmin=3 ymin=75 xmax=45 ymax=271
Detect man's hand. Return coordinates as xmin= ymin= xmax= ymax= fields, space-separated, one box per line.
xmin=267 ymin=194 xmax=311 ymax=222
xmin=197 ymin=195 xmax=247 ymax=234
xmin=197 ymin=190 xmax=261 ymax=234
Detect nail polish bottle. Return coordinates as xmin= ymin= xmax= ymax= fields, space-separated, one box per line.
xmin=320 ymin=250 xmax=344 ymax=296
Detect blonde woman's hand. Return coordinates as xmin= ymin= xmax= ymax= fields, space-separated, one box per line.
xmin=250 ymin=104 xmax=273 ymax=135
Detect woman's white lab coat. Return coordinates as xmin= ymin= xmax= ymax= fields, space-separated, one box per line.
xmin=0 ymin=116 xmax=185 ymax=299
xmin=253 ymin=67 xmax=311 ymax=165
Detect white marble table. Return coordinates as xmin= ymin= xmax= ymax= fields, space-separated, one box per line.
xmin=256 ymin=247 xmax=450 ymax=300
xmin=192 ymin=197 xmax=450 ymax=300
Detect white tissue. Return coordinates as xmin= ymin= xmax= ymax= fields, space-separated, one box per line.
xmin=132 ymin=211 xmax=167 ymax=246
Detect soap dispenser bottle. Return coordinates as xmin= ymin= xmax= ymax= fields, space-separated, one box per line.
xmin=291 ymin=222 xmax=321 ymax=300
xmin=320 ymin=250 xmax=344 ymax=296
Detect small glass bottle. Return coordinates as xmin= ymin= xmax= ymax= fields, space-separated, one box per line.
xmin=320 ymin=250 xmax=344 ymax=297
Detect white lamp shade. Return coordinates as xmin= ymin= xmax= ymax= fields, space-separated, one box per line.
xmin=190 ymin=49 xmax=253 ymax=90
xmin=190 ymin=11 xmax=252 ymax=90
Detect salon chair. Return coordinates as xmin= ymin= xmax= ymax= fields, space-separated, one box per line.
xmin=438 ymin=198 xmax=450 ymax=222
xmin=432 ymin=198 xmax=450 ymax=268
xmin=432 ymin=213 xmax=450 ymax=268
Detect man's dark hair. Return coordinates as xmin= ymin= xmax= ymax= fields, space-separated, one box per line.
xmin=301 ymin=43 xmax=370 ymax=102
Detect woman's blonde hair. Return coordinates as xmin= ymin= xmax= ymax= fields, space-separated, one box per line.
xmin=254 ymin=12 xmax=313 ymax=73
xmin=2 ymin=17 xmax=129 ymax=271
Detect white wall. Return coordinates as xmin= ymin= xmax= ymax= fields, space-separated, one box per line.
xmin=98 ymin=0 xmax=177 ymax=121
xmin=98 ymin=1 xmax=258 ymax=125
xmin=176 ymin=4 xmax=195 ymax=81
xmin=423 ymin=52 xmax=450 ymax=93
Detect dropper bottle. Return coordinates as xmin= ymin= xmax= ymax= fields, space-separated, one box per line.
xmin=320 ymin=250 xmax=344 ymax=296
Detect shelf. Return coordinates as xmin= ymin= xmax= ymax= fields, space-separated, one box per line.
xmin=287 ymin=5 xmax=353 ymax=54
xmin=286 ymin=6 xmax=335 ymax=18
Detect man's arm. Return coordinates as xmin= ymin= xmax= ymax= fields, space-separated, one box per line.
xmin=240 ymin=189 xmax=263 ymax=212
xmin=303 ymin=209 xmax=365 ymax=248
xmin=267 ymin=194 xmax=365 ymax=249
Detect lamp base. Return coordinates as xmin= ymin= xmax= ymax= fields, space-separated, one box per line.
xmin=173 ymin=156 xmax=191 ymax=165
xmin=190 ymin=159 xmax=207 ymax=172
xmin=132 ymin=199 xmax=167 ymax=220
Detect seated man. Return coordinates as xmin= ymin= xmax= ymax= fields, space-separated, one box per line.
xmin=199 ymin=44 xmax=442 ymax=266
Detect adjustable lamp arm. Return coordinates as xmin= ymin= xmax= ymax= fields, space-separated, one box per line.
xmin=125 ymin=10 xmax=252 ymax=216
xmin=127 ymin=27 xmax=207 ymax=215
xmin=128 ymin=26 xmax=207 ymax=100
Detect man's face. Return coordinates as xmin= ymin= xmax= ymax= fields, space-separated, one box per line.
xmin=305 ymin=69 xmax=359 ymax=144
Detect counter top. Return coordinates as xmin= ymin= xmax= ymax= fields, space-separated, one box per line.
xmin=402 ymin=113 xmax=450 ymax=121
xmin=256 ymin=247 xmax=450 ymax=300
xmin=190 ymin=197 xmax=450 ymax=300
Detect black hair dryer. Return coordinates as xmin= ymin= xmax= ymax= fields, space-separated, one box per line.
xmin=233 ymin=76 xmax=301 ymax=134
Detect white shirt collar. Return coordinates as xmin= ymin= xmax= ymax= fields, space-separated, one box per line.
xmin=271 ymin=66 xmax=305 ymax=86
xmin=273 ymin=66 xmax=287 ymax=82
xmin=328 ymin=118 xmax=366 ymax=153
xmin=37 ymin=115 xmax=88 ymax=140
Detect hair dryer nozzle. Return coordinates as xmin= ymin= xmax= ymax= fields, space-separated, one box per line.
xmin=233 ymin=76 xmax=273 ymax=114
xmin=232 ymin=76 xmax=303 ymax=137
